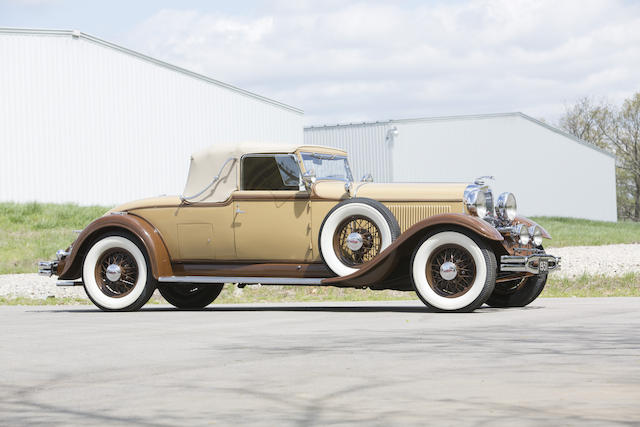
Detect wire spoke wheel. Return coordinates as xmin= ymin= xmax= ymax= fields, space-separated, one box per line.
xmin=426 ymin=244 xmax=477 ymax=298
xmin=94 ymin=248 xmax=139 ymax=298
xmin=333 ymin=215 xmax=382 ymax=267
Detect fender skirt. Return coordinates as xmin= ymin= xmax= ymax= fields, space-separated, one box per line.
xmin=321 ymin=213 xmax=504 ymax=287
xmin=57 ymin=213 xmax=172 ymax=280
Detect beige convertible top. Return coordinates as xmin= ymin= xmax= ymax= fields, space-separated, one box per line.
xmin=182 ymin=143 xmax=347 ymax=203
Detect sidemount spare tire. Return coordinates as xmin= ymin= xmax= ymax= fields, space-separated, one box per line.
xmin=319 ymin=198 xmax=401 ymax=276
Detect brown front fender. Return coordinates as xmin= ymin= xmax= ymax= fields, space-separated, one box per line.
xmin=322 ymin=213 xmax=504 ymax=287
xmin=58 ymin=213 xmax=172 ymax=280
xmin=513 ymin=216 xmax=552 ymax=239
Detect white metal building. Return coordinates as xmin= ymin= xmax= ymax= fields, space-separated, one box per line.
xmin=305 ymin=113 xmax=617 ymax=221
xmin=0 ymin=28 xmax=303 ymax=206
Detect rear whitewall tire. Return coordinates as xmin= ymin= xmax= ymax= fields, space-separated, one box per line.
xmin=411 ymin=231 xmax=496 ymax=312
xmin=82 ymin=234 xmax=156 ymax=311
xmin=319 ymin=199 xmax=400 ymax=277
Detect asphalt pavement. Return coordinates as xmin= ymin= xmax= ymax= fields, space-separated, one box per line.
xmin=1 ymin=298 xmax=639 ymax=426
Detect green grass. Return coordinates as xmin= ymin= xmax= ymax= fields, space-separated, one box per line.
xmin=543 ymin=273 xmax=640 ymax=297
xmin=0 ymin=202 xmax=110 ymax=274
xmin=531 ymin=216 xmax=640 ymax=247
xmin=0 ymin=295 xmax=91 ymax=305
xmin=0 ymin=203 xmax=639 ymax=274
xmin=1 ymin=274 xmax=638 ymax=305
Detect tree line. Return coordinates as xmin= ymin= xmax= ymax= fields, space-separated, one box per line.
xmin=559 ymin=92 xmax=640 ymax=221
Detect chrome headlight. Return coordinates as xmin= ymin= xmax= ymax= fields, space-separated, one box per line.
xmin=515 ymin=224 xmax=530 ymax=245
xmin=495 ymin=192 xmax=517 ymax=222
xmin=464 ymin=188 xmax=487 ymax=218
xmin=529 ymin=226 xmax=543 ymax=246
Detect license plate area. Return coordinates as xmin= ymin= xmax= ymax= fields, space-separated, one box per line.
xmin=538 ymin=260 xmax=549 ymax=273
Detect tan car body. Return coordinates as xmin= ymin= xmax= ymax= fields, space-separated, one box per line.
xmin=56 ymin=144 xmax=551 ymax=291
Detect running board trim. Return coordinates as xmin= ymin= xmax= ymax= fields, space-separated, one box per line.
xmin=158 ymin=276 xmax=326 ymax=285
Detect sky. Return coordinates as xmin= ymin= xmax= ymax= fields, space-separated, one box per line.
xmin=2 ymin=0 xmax=639 ymax=125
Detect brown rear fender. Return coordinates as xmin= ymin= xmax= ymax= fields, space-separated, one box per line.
xmin=58 ymin=213 xmax=172 ymax=280
xmin=321 ymin=213 xmax=503 ymax=287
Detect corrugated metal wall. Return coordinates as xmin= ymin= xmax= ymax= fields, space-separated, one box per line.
xmin=304 ymin=122 xmax=392 ymax=182
xmin=0 ymin=30 xmax=303 ymax=206
xmin=304 ymin=114 xmax=618 ymax=221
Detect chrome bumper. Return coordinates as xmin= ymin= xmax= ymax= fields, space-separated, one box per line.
xmin=38 ymin=249 xmax=69 ymax=276
xmin=38 ymin=260 xmax=59 ymax=276
xmin=500 ymin=254 xmax=561 ymax=275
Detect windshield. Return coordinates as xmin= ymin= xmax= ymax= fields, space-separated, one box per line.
xmin=301 ymin=152 xmax=353 ymax=182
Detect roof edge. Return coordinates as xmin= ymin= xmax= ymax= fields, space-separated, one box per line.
xmin=305 ymin=111 xmax=615 ymax=159
xmin=515 ymin=112 xmax=615 ymax=159
xmin=0 ymin=27 xmax=303 ymax=115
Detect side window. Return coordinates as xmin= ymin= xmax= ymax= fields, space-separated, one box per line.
xmin=241 ymin=155 xmax=301 ymax=190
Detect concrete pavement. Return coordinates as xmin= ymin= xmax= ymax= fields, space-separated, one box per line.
xmin=1 ymin=298 xmax=639 ymax=426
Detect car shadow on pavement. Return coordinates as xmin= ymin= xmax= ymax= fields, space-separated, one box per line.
xmin=31 ymin=304 xmax=543 ymax=314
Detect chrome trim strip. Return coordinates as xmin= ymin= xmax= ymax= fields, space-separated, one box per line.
xmin=158 ymin=276 xmax=325 ymax=285
xmin=57 ymin=280 xmax=83 ymax=287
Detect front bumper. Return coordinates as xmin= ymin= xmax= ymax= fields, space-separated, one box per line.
xmin=500 ymin=254 xmax=561 ymax=275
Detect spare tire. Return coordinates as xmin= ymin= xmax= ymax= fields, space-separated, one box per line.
xmin=319 ymin=198 xmax=400 ymax=276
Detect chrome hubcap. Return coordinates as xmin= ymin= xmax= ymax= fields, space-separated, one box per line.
xmin=346 ymin=232 xmax=364 ymax=251
xmin=105 ymin=264 xmax=122 ymax=282
xmin=439 ymin=261 xmax=458 ymax=281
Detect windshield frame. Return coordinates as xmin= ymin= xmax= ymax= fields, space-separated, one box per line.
xmin=299 ymin=151 xmax=354 ymax=182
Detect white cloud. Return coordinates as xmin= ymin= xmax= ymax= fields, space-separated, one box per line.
xmin=125 ymin=0 xmax=640 ymax=125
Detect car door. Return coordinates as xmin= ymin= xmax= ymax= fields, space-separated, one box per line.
xmin=233 ymin=154 xmax=313 ymax=262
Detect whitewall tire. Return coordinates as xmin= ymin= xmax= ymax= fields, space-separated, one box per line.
xmin=82 ymin=233 xmax=156 ymax=311
xmin=319 ymin=198 xmax=400 ymax=277
xmin=410 ymin=231 xmax=496 ymax=312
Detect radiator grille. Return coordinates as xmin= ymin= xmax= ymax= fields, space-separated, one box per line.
xmin=386 ymin=204 xmax=452 ymax=232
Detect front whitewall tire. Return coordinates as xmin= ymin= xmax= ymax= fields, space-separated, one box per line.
xmin=411 ymin=231 xmax=496 ymax=312
xmin=82 ymin=235 xmax=154 ymax=311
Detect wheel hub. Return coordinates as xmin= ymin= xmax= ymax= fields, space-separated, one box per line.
xmin=439 ymin=261 xmax=458 ymax=281
xmin=346 ymin=232 xmax=364 ymax=251
xmin=105 ymin=264 xmax=122 ymax=282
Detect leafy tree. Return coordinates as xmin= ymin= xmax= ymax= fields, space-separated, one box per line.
xmin=559 ymin=93 xmax=640 ymax=221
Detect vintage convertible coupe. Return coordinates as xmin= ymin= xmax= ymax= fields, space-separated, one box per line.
xmin=40 ymin=144 xmax=559 ymax=312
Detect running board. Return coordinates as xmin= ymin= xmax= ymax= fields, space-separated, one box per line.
xmin=158 ymin=276 xmax=326 ymax=285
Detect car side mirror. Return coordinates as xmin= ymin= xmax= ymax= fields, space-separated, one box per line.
xmin=361 ymin=173 xmax=373 ymax=182
xmin=302 ymin=169 xmax=316 ymax=191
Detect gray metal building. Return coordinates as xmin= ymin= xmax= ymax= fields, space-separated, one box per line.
xmin=0 ymin=28 xmax=303 ymax=206
xmin=305 ymin=113 xmax=617 ymax=221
